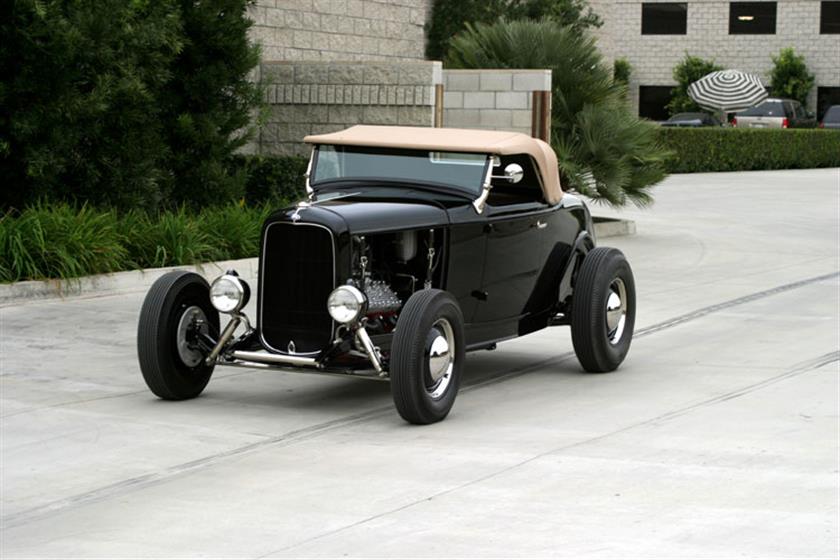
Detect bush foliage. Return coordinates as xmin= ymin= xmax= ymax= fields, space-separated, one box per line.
xmin=447 ymin=19 xmax=669 ymax=206
xmin=0 ymin=0 xmax=261 ymax=212
xmin=0 ymin=201 xmax=275 ymax=282
xmin=658 ymin=128 xmax=840 ymax=173
xmin=667 ymin=54 xmax=723 ymax=116
xmin=425 ymin=0 xmax=601 ymax=61
xmin=769 ymin=47 xmax=815 ymax=108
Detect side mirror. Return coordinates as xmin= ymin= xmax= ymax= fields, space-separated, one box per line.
xmin=492 ymin=163 xmax=524 ymax=184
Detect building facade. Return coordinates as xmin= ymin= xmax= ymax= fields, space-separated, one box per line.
xmin=592 ymin=0 xmax=840 ymax=119
xmin=246 ymin=0 xmax=839 ymax=142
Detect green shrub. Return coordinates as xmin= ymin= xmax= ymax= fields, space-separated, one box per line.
xmin=658 ymin=128 xmax=840 ymax=173
xmin=122 ymin=207 xmax=216 ymax=269
xmin=425 ymin=0 xmax=601 ymax=61
xmin=769 ymin=47 xmax=815 ymax=109
xmin=448 ymin=19 xmax=669 ymax=206
xmin=0 ymin=202 xmax=127 ymax=282
xmin=199 ymin=202 xmax=273 ymax=260
xmin=0 ymin=199 xmax=295 ymax=282
xmin=0 ymin=0 xmax=261 ymax=212
xmin=667 ymin=54 xmax=723 ymax=116
xmin=0 ymin=0 xmax=182 ymax=211
xmin=231 ymin=155 xmax=309 ymax=203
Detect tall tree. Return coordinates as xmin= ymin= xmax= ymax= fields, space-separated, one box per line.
xmin=158 ymin=0 xmax=263 ymax=208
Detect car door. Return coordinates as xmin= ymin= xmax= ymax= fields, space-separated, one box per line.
xmin=472 ymin=206 xmax=550 ymax=327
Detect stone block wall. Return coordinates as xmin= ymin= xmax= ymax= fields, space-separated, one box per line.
xmin=442 ymin=70 xmax=552 ymax=134
xmin=249 ymin=0 xmax=433 ymax=62
xmin=259 ymin=61 xmax=442 ymax=156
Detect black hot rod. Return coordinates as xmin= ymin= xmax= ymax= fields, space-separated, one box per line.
xmin=137 ymin=126 xmax=636 ymax=424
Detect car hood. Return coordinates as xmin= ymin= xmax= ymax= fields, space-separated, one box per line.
xmin=272 ymin=198 xmax=450 ymax=235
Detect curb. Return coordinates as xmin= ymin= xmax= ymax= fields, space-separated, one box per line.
xmin=593 ymin=217 xmax=636 ymax=239
xmin=0 ymin=258 xmax=258 ymax=307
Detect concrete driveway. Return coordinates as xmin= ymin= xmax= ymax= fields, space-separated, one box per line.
xmin=1 ymin=168 xmax=838 ymax=558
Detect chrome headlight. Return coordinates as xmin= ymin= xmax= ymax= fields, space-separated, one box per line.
xmin=327 ymin=285 xmax=366 ymax=324
xmin=210 ymin=274 xmax=248 ymax=313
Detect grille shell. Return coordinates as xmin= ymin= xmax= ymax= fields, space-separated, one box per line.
xmin=259 ymin=222 xmax=336 ymax=354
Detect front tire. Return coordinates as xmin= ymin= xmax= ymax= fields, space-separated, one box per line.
xmin=570 ymin=247 xmax=636 ymax=373
xmin=137 ymin=271 xmax=220 ymax=400
xmin=390 ymin=290 xmax=465 ymax=425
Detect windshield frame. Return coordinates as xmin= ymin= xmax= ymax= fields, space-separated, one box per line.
xmin=309 ymin=144 xmax=493 ymax=198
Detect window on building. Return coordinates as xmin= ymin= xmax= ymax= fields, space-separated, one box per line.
xmin=729 ymin=2 xmax=776 ymax=34
xmin=641 ymin=3 xmax=688 ymax=34
xmin=817 ymin=87 xmax=840 ymax=119
xmin=821 ymin=1 xmax=840 ymax=33
xmin=638 ymin=86 xmax=673 ymax=121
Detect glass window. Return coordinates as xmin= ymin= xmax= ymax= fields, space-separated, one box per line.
xmin=311 ymin=145 xmax=489 ymax=196
xmin=821 ymin=1 xmax=840 ymax=33
xmin=641 ymin=3 xmax=688 ymax=34
xmin=638 ymin=86 xmax=673 ymax=121
xmin=729 ymin=2 xmax=777 ymax=34
xmin=739 ymin=100 xmax=786 ymax=117
xmin=817 ymin=87 xmax=840 ymax=119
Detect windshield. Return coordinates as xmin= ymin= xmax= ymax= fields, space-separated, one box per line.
xmin=824 ymin=106 xmax=840 ymax=122
xmin=311 ymin=145 xmax=489 ymax=196
xmin=739 ymin=101 xmax=785 ymax=117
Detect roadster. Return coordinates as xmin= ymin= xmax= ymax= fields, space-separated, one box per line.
xmin=137 ymin=126 xmax=636 ymax=424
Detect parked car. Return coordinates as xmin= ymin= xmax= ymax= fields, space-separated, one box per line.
xmin=137 ymin=126 xmax=636 ymax=424
xmin=732 ymin=98 xmax=817 ymax=129
xmin=660 ymin=112 xmax=718 ymax=127
xmin=819 ymin=105 xmax=840 ymax=129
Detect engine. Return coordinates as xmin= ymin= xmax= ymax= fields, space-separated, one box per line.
xmin=352 ymin=229 xmax=443 ymax=335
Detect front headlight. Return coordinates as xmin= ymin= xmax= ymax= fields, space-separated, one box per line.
xmin=327 ymin=285 xmax=366 ymax=324
xmin=210 ymin=274 xmax=248 ymax=313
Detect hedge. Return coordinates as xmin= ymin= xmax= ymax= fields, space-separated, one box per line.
xmin=658 ymin=128 xmax=840 ymax=173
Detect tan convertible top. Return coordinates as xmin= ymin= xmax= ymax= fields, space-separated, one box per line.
xmin=304 ymin=125 xmax=563 ymax=205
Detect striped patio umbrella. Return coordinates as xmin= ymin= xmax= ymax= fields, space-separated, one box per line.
xmin=687 ymin=69 xmax=768 ymax=113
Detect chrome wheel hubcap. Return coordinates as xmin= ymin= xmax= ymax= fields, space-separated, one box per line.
xmin=176 ymin=305 xmax=208 ymax=367
xmin=425 ymin=318 xmax=455 ymax=399
xmin=605 ymin=278 xmax=627 ymax=344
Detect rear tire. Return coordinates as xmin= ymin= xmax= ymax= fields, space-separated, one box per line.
xmin=570 ymin=247 xmax=635 ymax=373
xmin=390 ymin=289 xmax=465 ymax=425
xmin=137 ymin=271 xmax=220 ymax=400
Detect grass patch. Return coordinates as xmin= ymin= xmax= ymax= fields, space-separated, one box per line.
xmin=0 ymin=201 xmax=281 ymax=282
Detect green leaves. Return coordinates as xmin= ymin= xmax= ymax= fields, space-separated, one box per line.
xmin=769 ymin=48 xmax=815 ymax=108
xmin=667 ymin=54 xmax=723 ymax=116
xmin=0 ymin=199 xmax=278 ymax=282
xmin=426 ymin=0 xmax=602 ymax=61
xmin=1 ymin=0 xmax=261 ymax=212
xmin=447 ymin=19 xmax=669 ymax=207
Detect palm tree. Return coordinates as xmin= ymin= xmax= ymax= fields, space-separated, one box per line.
xmin=447 ymin=19 xmax=669 ymax=206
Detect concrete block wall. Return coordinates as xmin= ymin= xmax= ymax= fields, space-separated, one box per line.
xmin=248 ymin=0 xmax=433 ymax=62
xmin=259 ymin=61 xmax=442 ymax=156
xmin=442 ymin=70 xmax=552 ymax=134
xmin=594 ymin=0 xmax=840 ymax=113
